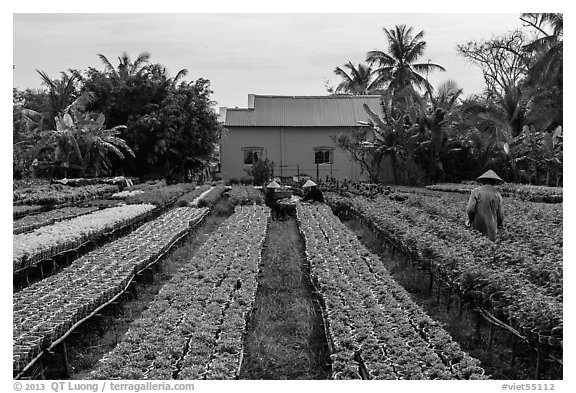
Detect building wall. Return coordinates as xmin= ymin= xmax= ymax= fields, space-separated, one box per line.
xmin=220 ymin=126 xmax=371 ymax=182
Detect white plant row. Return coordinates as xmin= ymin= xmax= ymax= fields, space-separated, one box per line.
xmin=111 ymin=190 xmax=145 ymax=199
xmin=13 ymin=204 xmax=156 ymax=271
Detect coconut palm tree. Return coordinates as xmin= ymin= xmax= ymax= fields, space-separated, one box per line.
xmin=521 ymin=13 xmax=562 ymax=86
xmin=146 ymin=63 xmax=189 ymax=88
xmin=366 ymin=25 xmax=445 ymax=96
xmin=21 ymin=70 xmax=81 ymax=131
xmin=97 ymin=51 xmax=152 ymax=80
xmin=333 ymin=61 xmax=383 ymax=95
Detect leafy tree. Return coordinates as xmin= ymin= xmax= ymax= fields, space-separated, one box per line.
xmin=333 ymin=62 xmax=383 ymax=95
xmin=367 ymin=25 xmax=445 ymax=97
xmin=331 ymin=127 xmax=385 ymax=183
xmin=124 ymin=78 xmax=222 ymax=181
xmin=247 ymin=158 xmax=273 ymax=186
xmin=458 ymin=30 xmax=529 ymax=98
xmin=79 ymin=52 xmax=220 ymax=181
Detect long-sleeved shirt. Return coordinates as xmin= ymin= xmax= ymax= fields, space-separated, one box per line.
xmin=466 ymin=184 xmax=505 ymax=241
xmin=302 ymin=187 xmax=324 ymax=202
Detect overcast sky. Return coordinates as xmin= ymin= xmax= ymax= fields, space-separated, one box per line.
xmin=13 ymin=12 xmax=528 ymax=110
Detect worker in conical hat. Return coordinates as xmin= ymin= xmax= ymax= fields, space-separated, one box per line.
xmin=302 ymin=179 xmax=324 ymax=203
xmin=466 ymin=170 xmax=505 ymax=241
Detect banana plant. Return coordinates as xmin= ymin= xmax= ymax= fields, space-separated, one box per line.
xmin=74 ymin=112 xmax=135 ymax=177
xmin=506 ymin=125 xmax=562 ymax=185
xmin=33 ymin=112 xmax=83 ymax=178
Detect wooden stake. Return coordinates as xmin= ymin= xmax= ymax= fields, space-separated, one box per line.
xmin=474 ymin=310 xmax=482 ymax=343
xmin=510 ymin=336 xmax=517 ymax=379
xmin=130 ymin=282 xmax=138 ymax=300
xmin=487 ymin=324 xmax=495 ymax=353
xmin=534 ymin=344 xmax=542 ymax=379
xmin=39 ymin=358 xmax=46 ymax=379
xmin=61 ymin=340 xmax=70 ymax=378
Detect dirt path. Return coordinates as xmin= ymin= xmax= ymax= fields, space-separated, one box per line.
xmin=239 ymin=217 xmax=331 ymax=380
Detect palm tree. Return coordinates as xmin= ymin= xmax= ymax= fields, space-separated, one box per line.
xmin=97 ymin=51 xmax=152 ymax=79
xmin=520 ymin=13 xmax=562 ymax=133
xmin=412 ymin=80 xmax=464 ymax=180
xmin=146 ymin=63 xmax=189 ymax=88
xmin=333 ymin=61 xmax=383 ymax=95
xmin=367 ymin=25 xmax=445 ymax=96
xmin=21 ymin=70 xmax=81 ymax=131
xmin=520 ymin=13 xmax=563 ymax=86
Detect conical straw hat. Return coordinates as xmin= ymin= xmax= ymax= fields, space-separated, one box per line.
xmin=303 ymin=180 xmax=317 ymax=188
xmin=476 ymin=170 xmax=504 ymax=183
xmin=266 ymin=180 xmax=280 ymax=189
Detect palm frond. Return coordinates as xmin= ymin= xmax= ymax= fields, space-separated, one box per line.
xmin=412 ymin=62 xmax=446 ymax=73
xmin=405 ymin=41 xmax=427 ymax=64
xmin=97 ymin=54 xmax=117 ymax=75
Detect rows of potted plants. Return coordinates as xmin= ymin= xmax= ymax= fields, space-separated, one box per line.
xmin=13 ymin=183 xmax=120 ymax=206
xmin=321 ymin=179 xmax=562 ymax=204
xmin=111 ymin=189 xmax=146 ymax=199
xmin=228 ymin=185 xmax=263 ymax=206
xmin=13 ymin=206 xmax=100 ymax=235
xmin=13 ymin=204 xmax=157 ymax=272
xmin=12 ymin=207 xmax=210 ymax=377
xmin=50 ymin=176 xmax=137 ymax=188
xmin=426 ymin=183 xmax=562 ymax=203
xmin=296 ymin=204 xmax=486 ymax=380
xmin=125 ymin=183 xmax=197 ymax=206
xmin=323 ymin=192 xmax=562 ymax=349
xmin=13 ymin=205 xmax=46 ymax=220
xmin=396 ymin=191 xmax=563 ymax=293
xmin=197 ymin=185 xmax=227 ymax=208
xmin=91 ymin=205 xmax=270 ymax=380
xmin=176 ymin=185 xmax=213 ymax=206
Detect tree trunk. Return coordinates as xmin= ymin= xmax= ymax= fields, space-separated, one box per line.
xmin=391 ymin=152 xmax=398 ymax=184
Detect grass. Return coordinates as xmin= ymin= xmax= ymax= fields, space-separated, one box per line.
xmin=239 ymin=217 xmax=331 ymax=380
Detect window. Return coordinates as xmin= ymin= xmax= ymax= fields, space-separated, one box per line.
xmin=314 ymin=147 xmax=333 ymax=164
xmin=243 ymin=147 xmax=264 ymax=165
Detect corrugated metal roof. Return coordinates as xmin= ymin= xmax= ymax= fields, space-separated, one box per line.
xmin=223 ymin=95 xmax=384 ymax=127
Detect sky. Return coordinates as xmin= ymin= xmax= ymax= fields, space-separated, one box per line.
xmin=12 ymin=12 xmax=528 ymax=111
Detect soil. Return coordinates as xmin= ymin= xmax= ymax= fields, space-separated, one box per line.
xmin=238 ymin=216 xmax=332 ymax=380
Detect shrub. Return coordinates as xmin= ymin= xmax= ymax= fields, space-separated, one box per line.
xmin=197 ymin=185 xmax=226 ymax=208
xmin=246 ymin=158 xmax=273 ymax=186
xmin=229 ymin=185 xmax=263 ymax=206
xmin=240 ymin=176 xmax=254 ymax=185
